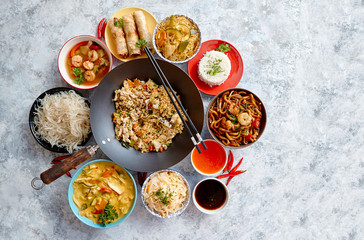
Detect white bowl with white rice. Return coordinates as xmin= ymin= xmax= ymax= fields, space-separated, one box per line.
xmin=198 ymin=50 xmax=231 ymax=87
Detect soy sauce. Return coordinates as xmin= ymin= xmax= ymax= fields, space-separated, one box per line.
xmin=195 ymin=179 xmax=227 ymax=210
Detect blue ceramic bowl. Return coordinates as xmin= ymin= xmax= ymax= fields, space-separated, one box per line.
xmin=68 ymin=159 xmax=137 ymax=228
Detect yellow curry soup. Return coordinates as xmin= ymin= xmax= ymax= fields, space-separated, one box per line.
xmin=72 ymin=162 xmax=135 ymax=226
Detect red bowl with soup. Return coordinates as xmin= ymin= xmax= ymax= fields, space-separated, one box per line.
xmin=58 ymin=35 xmax=113 ymax=90
xmin=191 ymin=139 xmax=227 ymax=176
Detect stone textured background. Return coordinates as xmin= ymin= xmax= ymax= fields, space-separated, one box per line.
xmin=0 ymin=0 xmax=363 ymax=239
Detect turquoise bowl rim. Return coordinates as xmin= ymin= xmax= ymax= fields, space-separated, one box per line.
xmin=67 ymin=159 xmax=137 ymax=228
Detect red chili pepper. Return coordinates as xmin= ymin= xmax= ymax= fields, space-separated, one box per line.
xmin=89 ymin=45 xmax=101 ymax=50
xmin=100 ymin=188 xmax=113 ymax=193
xmin=51 ymin=158 xmax=72 ymax=177
xmin=98 ymin=18 xmax=106 ymax=39
xmin=254 ymin=118 xmax=261 ymax=128
xmin=230 ymin=157 xmax=244 ymax=173
xmin=52 ymin=155 xmax=71 ymax=164
xmin=92 ymin=209 xmax=103 ymax=214
xmin=101 ymin=169 xmax=115 ymax=178
xmin=245 ymin=134 xmax=253 ymax=142
xmin=227 ymin=151 xmax=234 ymax=172
xmin=226 ymin=176 xmax=234 ymax=186
xmin=223 ymin=150 xmax=232 ymax=172
xmin=137 ymin=172 xmax=148 ymax=186
xmin=101 ymin=21 xmax=107 ymax=39
xmin=217 ymin=170 xmax=245 ymax=179
xmin=137 ymin=172 xmax=143 ymax=186
xmin=69 ymin=41 xmax=88 ymax=57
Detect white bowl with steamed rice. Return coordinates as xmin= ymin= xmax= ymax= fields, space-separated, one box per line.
xmin=198 ymin=50 xmax=231 ymax=87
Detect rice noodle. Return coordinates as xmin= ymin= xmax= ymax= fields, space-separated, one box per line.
xmin=143 ymin=171 xmax=188 ymax=217
xmin=33 ymin=90 xmax=91 ymax=153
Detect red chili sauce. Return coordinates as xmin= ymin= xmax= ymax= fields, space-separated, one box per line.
xmin=194 ymin=179 xmax=227 ymax=210
xmin=192 ymin=140 xmax=226 ymax=174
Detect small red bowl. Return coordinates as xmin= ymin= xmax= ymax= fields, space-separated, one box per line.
xmin=57 ymin=35 xmax=113 ymax=90
xmin=188 ymin=39 xmax=243 ymax=95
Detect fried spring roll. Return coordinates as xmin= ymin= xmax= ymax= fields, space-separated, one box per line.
xmin=133 ymin=11 xmax=152 ymax=49
xmin=110 ymin=17 xmax=128 ymax=58
xmin=122 ymin=14 xmax=141 ymax=57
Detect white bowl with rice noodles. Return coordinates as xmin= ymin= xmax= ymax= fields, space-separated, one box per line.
xmin=29 ymin=87 xmax=92 ymax=153
xmin=207 ymin=88 xmax=266 ymax=149
xmin=141 ymin=169 xmax=190 ymax=218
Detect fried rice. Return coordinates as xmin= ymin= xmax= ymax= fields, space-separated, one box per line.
xmin=112 ymin=78 xmax=184 ymax=152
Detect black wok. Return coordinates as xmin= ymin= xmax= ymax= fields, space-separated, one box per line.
xmin=91 ymin=58 xmax=204 ymax=172
xmin=32 ymin=58 xmax=204 ymax=189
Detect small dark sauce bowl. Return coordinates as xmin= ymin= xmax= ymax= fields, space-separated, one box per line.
xmin=192 ymin=178 xmax=229 ymax=214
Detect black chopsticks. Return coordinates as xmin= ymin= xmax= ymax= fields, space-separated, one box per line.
xmin=144 ymin=47 xmax=207 ymax=153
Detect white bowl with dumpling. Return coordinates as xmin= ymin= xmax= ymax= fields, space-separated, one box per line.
xmin=58 ymin=35 xmax=113 ymax=90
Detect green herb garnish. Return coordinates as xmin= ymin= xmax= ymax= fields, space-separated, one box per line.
xmin=98 ymin=203 xmax=119 ymax=226
xmin=72 ymin=68 xmax=84 ymax=85
xmin=73 ymin=68 xmax=82 ymax=76
xmin=136 ymin=39 xmax=147 ymax=48
xmin=228 ymin=114 xmax=237 ymax=120
xmin=216 ymin=43 xmax=231 ymax=53
xmin=206 ymin=59 xmax=224 ymax=76
xmin=114 ymin=18 xmax=123 ymax=28
xmin=153 ymin=188 xmax=173 ymax=206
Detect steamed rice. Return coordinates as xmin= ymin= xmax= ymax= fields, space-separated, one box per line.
xmin=198 ymin=50 xmax=231 ymax=87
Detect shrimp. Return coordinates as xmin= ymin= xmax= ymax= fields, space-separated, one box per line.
xmin=238 ymin=112 xmax=252 ymax=126
xmin=228 ymin=103 xmax=240 ymax=115
xmin=88 ymin=50 xmax=99 ymax=62
xmin=221 ymin=117 xmax=233 ymax=130
xmin=84 ymin=70 xmax=95 ymax=82
xmin=83 ymin=61 xmax=94 ymax=70
xmin=71 ymin=55 xmax=83 ymax=67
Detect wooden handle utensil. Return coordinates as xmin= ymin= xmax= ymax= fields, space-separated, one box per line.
xmin=31 ymin=145 xmax=99 ymax=190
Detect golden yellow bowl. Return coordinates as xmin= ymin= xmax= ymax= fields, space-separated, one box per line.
xmin=105 ymin=7 xmax=157 ymax=62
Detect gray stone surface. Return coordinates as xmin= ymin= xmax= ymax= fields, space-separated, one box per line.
xmin=0 ymin=0 xmax=363 ymax=239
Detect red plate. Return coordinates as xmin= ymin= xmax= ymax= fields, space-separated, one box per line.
xmin=188 ymin=40 xmax=243 ymax=95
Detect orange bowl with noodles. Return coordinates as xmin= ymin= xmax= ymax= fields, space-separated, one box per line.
xmin=206 ymin=88 xmax=267 ymax=148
